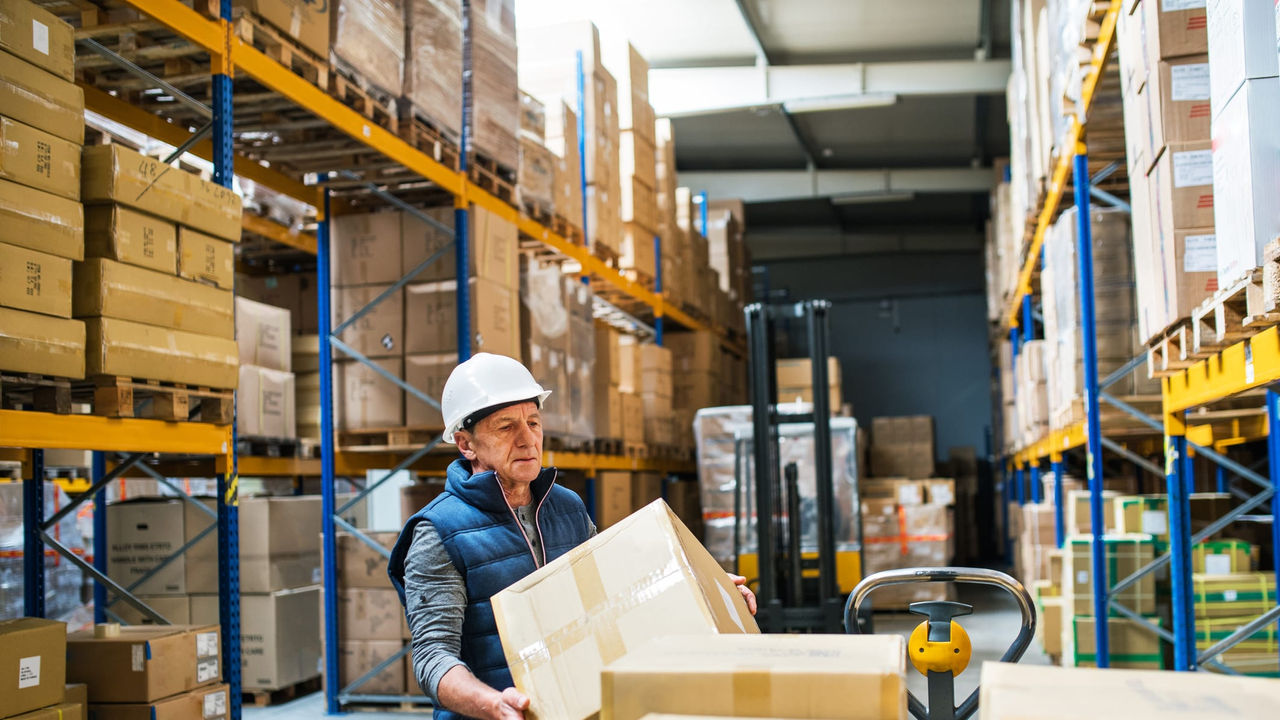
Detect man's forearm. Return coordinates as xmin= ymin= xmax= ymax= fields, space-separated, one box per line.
xmin=436 ymin=665 xmax=504 ymax=720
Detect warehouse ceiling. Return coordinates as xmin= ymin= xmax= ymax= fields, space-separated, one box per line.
xmin=519 ymin=0 xmax=1013 ymax=261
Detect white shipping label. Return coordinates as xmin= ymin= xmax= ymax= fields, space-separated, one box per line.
xmin=17 ymin=656 xmax=40 ymax=689
xmin=1173 ymin=150 xmax=1213 ymax=187
xmin=196 ymin=631 xmax=219 ymax=658
xmin=1170 ymin=63 xmax=1210 ymax=101
xmin=196 ymin=658 xmax=219 ymax=683
xmin=204 ymin=690 xmax=228 ymax=718
xmin=1076 ymin=570 xmax=1090 ymax=585
xmin=1204 ymin=553 xmax=1232 ymax=576
xmin=1184 ymin=234 xmax=1217 ymax=272
xmin=1141 ymin=510 xmax=1169 ymax=536
xmin=131 ymin=644 xmax=145 ymax=672
xmin=1163 ymin=0 xmax=1206 ymax=11
xmin=31 ymin=20 xmax=49 ymax=55
xmin=1223 ymin=589 xmax=1238 ymax=602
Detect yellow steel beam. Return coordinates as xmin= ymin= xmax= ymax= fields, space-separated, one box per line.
xmin=1164 ymin=326 xmax=1280 ymax=413
xmin=241 ymin=213 xmax=317 ymax=254
xmin=1003 ymin=0 xmax=1122 ymax=329
xmin=81 ymin=84 xmax=318 ymax=209
xmin=0 ymin=410 xmax=231 ymax=455
xmin=1014 ymin=421 xmax=1087 ymax=465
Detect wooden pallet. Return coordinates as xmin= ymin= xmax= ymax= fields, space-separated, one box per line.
xmin=237 ymin=435 xmax=303 ymax=458
xmin=85 ymin=376 xmax=235 ymax=423
xmin=468 ymin=153 xmax=516 ymax=206
xmin=550 ymin=214 xmax=585 ymax=246
xmin=0 ymin=373 xmax=73 ymax=414
xmin=1191 ymin=268 xmax=1280 ymax=355
xmin=544 ymin=434 xmax=592 ymax=453
xmin=242 ymin=676 xmax=321 ymax=707
xmin=231 ymin=9 xmax=327 ymax=87
xmin=338 ymin=425 xmax=444 ymax=452
xmin=1147 ymin=319 xmax=1199 ymax=378
xmin=621 ymin=268 xmax=655 ymax=291
xmin=398 ymin=110 xmax=461 ymax=171
xmin=1049 ymin=394 xmax=1163 ymax=436
xmin=592 ymin=241 xmax=621 ymax=269
xmin=593 ymin=437 xmax=623 ymax=456
xmin=329 ymin=64 xmax=399 ymax=136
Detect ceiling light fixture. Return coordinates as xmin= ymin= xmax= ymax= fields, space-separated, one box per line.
xmin=829 ymin=191 xmax=916 ymax=205
xmin=782 ymin=92 xmax=899 ymax=114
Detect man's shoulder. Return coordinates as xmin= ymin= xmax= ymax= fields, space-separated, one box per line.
xmin=546 ymin=482 xmax=589 ymax=515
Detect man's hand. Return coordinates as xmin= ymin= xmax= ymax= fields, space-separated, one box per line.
xmin=492 ymin=688 xmax=530 ymax=720
xmin=729 ymin=573 xmax=758 ymax=615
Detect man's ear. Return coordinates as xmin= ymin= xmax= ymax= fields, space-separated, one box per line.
xmin=455 ymin=431 xmax=478 ymax=460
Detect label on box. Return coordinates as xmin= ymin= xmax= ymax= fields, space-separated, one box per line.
xmin=1141 ymin=511 xmax=1168 ymax=535
xmin=1076 ymin=570 xmax=1089 ymax=585
xmin=1170 ymin=64 xmax=1210 ymax=101
xmin=196 ymin=631 xmax=219 ymax=658
xmin=131 ymin=644 xmax=145 ymax=672
xmin=1223 ymin=589 xmax=1238 ymax=602
xmin=1184 ymin=234 xmax=1216 ymax=272
xmin=196 ymin=658 xmax=219 ymax=683
xmin=17 ymin=656 xmax=40 ymax=688
xmin=31 ymin=20 xmax=49 ymax=55
xmin=204 ymin=690 xmax=227 ymax=718
xmin=1162 ymin=0 xmax=1205 ymax=10
xmin=1204 ymin=554 xmax=1232 ymax=576
xmin=1172 ymin=150 xmax=1213 ymax=187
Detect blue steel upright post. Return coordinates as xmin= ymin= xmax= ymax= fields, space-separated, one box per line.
xmin=1051 ymin=453 xmax=1065 ymax=547
xmin=212 ymin=8 xmax=242 ymax=713
xmin=1267 ymin=390 xmax=1280 ymax=671
xmin=1072 ymin=145 xmax=1108 ymax=667
xmin=1030 ymin=462 xmax=1042 ymax=504
xmin=654 ymin=235 xmax=664 ymax=345
xmin=92 ymin=451 xmax=107 ymax=623
xmin=1165 ymin=401 xmax=1195 ymax=670
xmin=457 ymin=1 xmax=474 ymax=362
xmin=1014 ymin=464 xmax=1024 ymax=505
xmin=318 ymin=190 xmax=343 ymax=714
xmin=24 ymin=450 xmax=45 ymax=617
xmin=576 ymin=50 xmax=588 ymax=246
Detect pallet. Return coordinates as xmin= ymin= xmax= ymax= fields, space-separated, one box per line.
xmin=623 ymin=441 xmax=647 ymax=457
xmin=1191 ymin=269 xmax=1280 ymax=355
xmin=468 ymin=153 xmax=516 ymax=205
xmin=338 ymin=425 xmax=444 ymax=452
xmin=242 ymin=676 xmax=321 ymax=707
xmin=593 ymin=437 xmax=623 ymax=456
xmin=0 ymin=373 xmax=73 ymax=414
xmin=230 ymin=9 xmax=327 ymax=88
xmin=1049 ymin=394 xmax=1163 ymax=436
xmin=621 ymin=268 xmax=656 ymax=291
xmin=84 ymin=376 xmax=235 ymax=423
xmin=329 ymin=63 xmax=399 ymax=136
xmin=544 ymin=434 xmax=592 ymax=453
xmin=1147 ymin=319 xmax=1200 ymax=378
xmin=592 ymin=241 xmax=621 ymax=269
xmin=398 ymin=110 xmax=461 ymax=171
xmin=550 ymin=214 xmax=585 ymax=246
xmin=237 ymin=435 xmax=304 ymax=458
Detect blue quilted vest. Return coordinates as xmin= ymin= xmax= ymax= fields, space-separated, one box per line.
xmin=388 ymin=458 xmax=591 ymax=720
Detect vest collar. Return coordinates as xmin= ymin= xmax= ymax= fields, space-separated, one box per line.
xmin=445 ymin=457 xmax=558 ymax=514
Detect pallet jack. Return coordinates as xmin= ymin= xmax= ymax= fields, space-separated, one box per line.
xmin=847 ymin=568 xmax=1037 ymax=720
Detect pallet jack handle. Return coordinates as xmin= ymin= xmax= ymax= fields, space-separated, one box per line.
xmin=844 ymin=568 xmax=1036 ymax=720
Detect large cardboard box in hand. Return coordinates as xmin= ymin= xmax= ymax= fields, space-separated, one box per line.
xmin=0 ymin=177 xmax=83 ymax=260
xmin=600 ymin=634 xmax=907 ymax=720
xmin=68 ymin=625 xmax=222 ymax=703
xmin=493 ymin=500 xmax=758 ymax=720
xmin=82 ymin=145 xmax=242 ymax=242
xmin=74 ymin=258 xmax=235 ymax=338
xmin=978 ymin=661 xmax=1280 ymax=718
xmin=0 ymin=49 xmax=83 ymax=145
xmin=0 ymin=618 xmax=67 ymax=719
xmin=85 ymin=205 xmax=178 ymax=274
xmin=85 ymin=317 xmax=239 ymax=389
xmin=0 ymin=306 xmax=84 ymax=377
xmin=0 ymin=0 xmax=76 ymax=79
xmin=87 ymin=683 xmax=230 ymax=720
xmin=0 ymin=115 xmax=80 ymax=199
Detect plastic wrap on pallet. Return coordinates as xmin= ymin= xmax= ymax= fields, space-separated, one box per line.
xmin=692 ymin=406 xmax=860 ymax=568
xmin=466 ymin=0 xmax=519 ymax=172
xmin=520 ymin=258 xmax=570 ymax=436
xmin=517 ymin=136 xmax=555 ymax=216
xmin=519 ymin=92 xmax=545 ymax=141
xmin=332 ymin=0 xmax=405 ymax=97
xmin=404 ymin=0 xmax=462 ymax=141
xmin=0 ymin=482 xmax=90 ymax=626
xmin=563 ymin=276 xmax=595 ymax=441
xmin=546 ymin=101 xmax=582 ymax=233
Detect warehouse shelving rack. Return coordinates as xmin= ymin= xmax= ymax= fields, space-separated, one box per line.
xmin=997 ymin=0 xmax=1280 ymax=677
xmin=11 ymin=0 xmax=726 ymax=715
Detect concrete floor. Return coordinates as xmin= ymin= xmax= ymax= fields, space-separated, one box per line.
xmin=250 ymin=583 xmax=1047 ymax=719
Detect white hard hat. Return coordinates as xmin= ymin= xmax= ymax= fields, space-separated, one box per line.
xmin=440 ymin=353 xmax=551 ymax=444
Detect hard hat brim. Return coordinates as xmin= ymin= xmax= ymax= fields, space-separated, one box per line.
xmin=442 ymin=389 xmax=552 ymax=444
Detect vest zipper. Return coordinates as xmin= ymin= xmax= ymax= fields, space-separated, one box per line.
xmin=532 ymin=469 xmax=555 ymax=566
xmin=495 ymin=474 xmax=543 ymax=567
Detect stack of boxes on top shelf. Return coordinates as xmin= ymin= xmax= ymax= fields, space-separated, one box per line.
xmin=0 ymin=0 xmax=86 ymax=385
xmin=611 ymin=41 xmax=660 ymax=283
xmin=105 ymin=494 xmax=324 ymax=693
xmin=0 ymin=619 xmax=90 ymax=720
xmin=705 ymin=199 xmax=752 ymax=335
xmin=466 ymin=0 xmax=519 ymax=175
xmin=666 ymin=331 xmax=736 ymax=441
xmin=860 ymin=415 xmax=956 ymax=608
xmin=775 ymin=356 xmax=843 ymax=411
xmin=402 ymin=0 xmax=463 ymax=147
xmin=517 ymin=93 xmax=556 ymax=219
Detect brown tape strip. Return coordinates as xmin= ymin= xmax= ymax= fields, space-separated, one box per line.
xmin=732 ymin=669 xmax=771 ymax=716
xmin=571 ymin=551 xmax=629 ymax=665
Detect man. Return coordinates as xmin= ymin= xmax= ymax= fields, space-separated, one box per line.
xmin=388 ymin=353 xmax=755 ymax=720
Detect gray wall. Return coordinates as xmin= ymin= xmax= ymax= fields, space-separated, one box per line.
xmin=758 ymin=251 xmax=992 ymax=460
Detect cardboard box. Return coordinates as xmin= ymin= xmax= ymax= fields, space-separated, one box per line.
xmin=0 ymin=176 xmax=83 ymax=260
xmin=329 ymin=0 xmax=404 ymax=95
xmin=1150 ymin=140 xmax=1214 ymax=229
xmin=1192 ymin=572 xmax=1277 ymax=619
xmin=238 ymin=588 xmax=321 ymax=690
xmin=777 ymin=356 xmax=841 ymax=388
xmin=331 ymin=211 xmax=402 ymax=285
xmin=1038 ymin=596 xmax=1064 ymax=656
xmin=618 ymin=131 xmax=655 ymax=188
xmin=1147 ymin=55 xmax=1211 ymax=153
xmin=665 ymin=331 xmax=719 ymax=373
xmin=403 ymin=204 xmax=518 ymax=285
xmin=199 ymin=496 xmax=322 ymax=593
xmin=468 ymin=0 xmax=519 ymax=171
xmin=0 ymin=305 xmax=84 ymax=377
xmin=177 ymin=228 xmax=234 ymax=289
xmin=0 ymin=115 xmax=80 ymax=199
xmin=1192 ymin=539 xmax=1257 ymax=575
xmin=0 ymin=0 xmax=75 ymax=80
xmin=0 ymin=618 xmax=67 ymax=719
xmin=404 ymin=352 xmax=452 ymax=426
xmin=74 ymin=258 xmax=235 ymax=338
xmin=1066 ymin=616 xmax=1162 ymax=668
xmin=86 ymin=683 xmax=229 ymax=720
xmin=595 ymin=470 xmax=632 ymax=528
xmin=85 ymin=317 xmax=239 ymax=388
xmin=1062 ymin=535 xmax=1156 ymax=615
xmin=1141 ymin=0 xmax=1208 ymax=65
xmin=336 ymin=530 xmax=399 ymax=589
xmin=1211 ymin=77 xmax=1280 ymax=285
xmin=0 ymin=48 xmax=83 ymax=144
xmin=601 ymin=635 xmax=906 ymax=720
xmin=493 ymin=500 xmax=758 ymax=720
xmin=339 ymin=588 xmax=406 ymax=641
xmin=619 ymin=174 xmax=657 ymax=232
xmin=238 ymin=365 xmax=296 ymax=439
xmin=338 ymin=640 xmax=405 ymax=695
xmin=7 ymin=704 xmax=84 ymax=720
xmin=236 ymin=296 xmax=292 ymax=372
xmin=337 ymin=357 xmax=404 ymax=429
xmin=620 ymin=392 xmax=644 ymax=444
xmin=862 ymin=503 xmax=954 ymax=608
xmin=64 ymin=684 xmax=88 ymax=720
xmin=404 ymin=277 xmax=520 ymax=358
xmin=296 ymin=370 xmax=320 ymax=438
xmin=1065 ymin=489 xmax=1119 ymax=535
xmin=1206 ymin=0 xmax=1279 ymax=118
xmin=400 ymin=480 xmax=446 ymax=522
xmin=110 ymin=595 xmax=193 ymax=626
xmin=85 ymin=205 xmax=177 ymax=274
xmin=68 ymin=624 xmax=222 ymax=703
xmin=81 ymin=145 xmax=242 ymax=242
xmin=108 ymin=499 xmax=189 ymax=595
xmin=236 ymin=272 xmax=317 ymax=334
xmin=403 ymin=0 xmax=462 ymax=140
xmin=0 ymin=242 xmax=72 ymax=317
xmin=234 ymin=0 xmax=329 ymax=57
xmin=333 ymin=284 xmax=404 ymax=358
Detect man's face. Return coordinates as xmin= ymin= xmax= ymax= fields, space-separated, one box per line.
xmin=456 ymin=401 xmax=543 ymax=484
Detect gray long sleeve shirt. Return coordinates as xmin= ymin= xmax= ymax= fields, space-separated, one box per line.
xmin=403 ymin=504 xmax=595 ymax=703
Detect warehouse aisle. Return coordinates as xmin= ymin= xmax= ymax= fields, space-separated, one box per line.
xmin=243 ymin=694 xmax=430 ymax=719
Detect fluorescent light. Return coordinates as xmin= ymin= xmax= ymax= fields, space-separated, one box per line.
xmin=830 ymin=191 xmax=916 ymax=205
xmin=782 ymin=92 xmax=899 ymax=114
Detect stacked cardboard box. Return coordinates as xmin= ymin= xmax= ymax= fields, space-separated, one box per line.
xmin=653 ymin=119 xmax=690 ymax=310
xmin=1194 ymin=572 xmax=1279 ymax=676
xmin=868 ymin=415 xmax=935 ymax=479
xmin=516 ymin=92 xmax=556 ymax=217
xmin=945 ymin=446 xmax=983 ymax=564
xmin=519 ymin=21 xmax=620 ymax=256
xmin=0 ymin=619 xmax=83 ymax=720
xmin=619 ymin=337 xmax=675 ymax=446
xmin=0 ymin=1 xmax=86 ymax=380
xmin=591 ymin=325 xmax=624 ymax=440
xmin=402 ymin=0 xmax=461 ymax=142
xmin=68 ymin=624 xmax=229 ymax=716
xmin=467 ymin=0 xmax=518 ymax=172
xmin=1059 ymin=534 xmax=1160 ymax=668
xmin=235 ymin=0 xmax=329 ymax=58
xmin=607 ymin=40 xmax=659 ymax=279
xmin=775 ymin=356 xmax=843 ymax=410
xmin=330 ymin=0 xmax=404 ymax=97
xmin=708 ymin=198 xmax=752 ymax=311
xmin=1015 ymin=502 xmax=1056 ymax=587
xmin=562 ymin=275 xmax=596 ymax=441
xmin=861 ymin=491 xmax=954 ymax=609
xmin=1012 ymin=338 xmax=1049 ymax=444
xmin=237 ymin=298 xmax=295 ymax=439
xmin=518 ymin=259 xmax=594 ymax=441
xmin=335 ymin=531 xmax=411 ymax=695
xmin=667 ymin=331 xmax=722 ymax=438
xmin=544 ymin=100 xmax=582 ymax=234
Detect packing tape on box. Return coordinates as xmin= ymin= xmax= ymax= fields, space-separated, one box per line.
xmin=862 ymin=506 xmax=950 ymax=556
xmin=570 ymin=547 xmax=628 ymax=666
